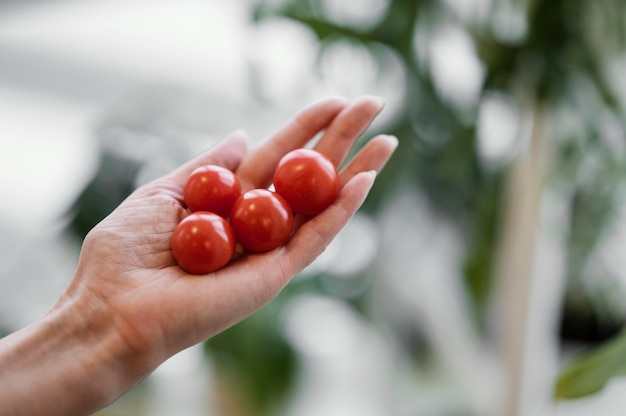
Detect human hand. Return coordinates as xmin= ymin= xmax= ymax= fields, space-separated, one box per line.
xmin=66 ymin=95 xmax=395 ymax=367
xmin=0 ymin=96 xmax=397 ymax=415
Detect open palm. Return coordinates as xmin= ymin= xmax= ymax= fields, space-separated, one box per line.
xmin=60 ymin=96 xmax=397 ymax=371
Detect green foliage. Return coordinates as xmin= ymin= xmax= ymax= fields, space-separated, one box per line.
xmin=255 ymin=0 xmax=505 ymax=324
xmin=255 ymin=0 xmax=626 ymax=400
xmin=68 ymin=153 xmax=139 ymax=241
xmin=555 ymin=328 xmax=626 ymax=399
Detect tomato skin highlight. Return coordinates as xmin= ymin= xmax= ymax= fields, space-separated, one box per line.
xmin=171 ymin=211 xmax=236 ymax=274
xmin=229 ymin=189 xmax=294 ymax=253
xmin=273 ymin=148 xmax=339 ymax=215
xmin=183 ymin=165 xmax=241 ymax=217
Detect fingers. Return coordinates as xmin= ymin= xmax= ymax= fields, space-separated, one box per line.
xmin=277 ymin=171 xmax=377 ymax=280
xmin=313 ymin=95 xmax=385 ymax=167
xmin=167 ymin=130 xmax=249 ymax=187
xmin=288 ymin=133 xmax=397 ymax=230
xmin=236 ymin=96 xmax=348 ymax=190
xmin=339 ymin=134 xmax=398 ymax=186
xmin=185 ymin=171 xmax=376 ymax=326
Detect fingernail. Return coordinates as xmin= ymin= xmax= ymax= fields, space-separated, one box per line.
xmin=365 ymin=170 xmax=377 ymax=190
xmin=227 ymin=129 xmax=250 ymax=147
xmin=231 ymin=128 xmax=249 ymax=139
xmin=381 ymin=134 xmax=399 ymax=150
xmin=359 ymin=94 xmax=385 ymax=111
xmin=372 ymin=96 xmax=386 ymax=111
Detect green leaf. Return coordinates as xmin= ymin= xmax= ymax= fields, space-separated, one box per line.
xmin=555 ymin=328 xmax=626 ymax=399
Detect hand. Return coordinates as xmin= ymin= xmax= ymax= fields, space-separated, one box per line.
xmin=0 ymin=96 xmax=397 ymax=415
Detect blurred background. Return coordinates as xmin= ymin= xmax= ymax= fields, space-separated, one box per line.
xmin=3 ymin=0 xmax=626 ymax=415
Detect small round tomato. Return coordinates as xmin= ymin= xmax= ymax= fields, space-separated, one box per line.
xmin=273 ymin=148 xmax=339 ymax=215
xmin=229 ymin=189 xmax=294 ymax=252
xmin=171 ymin=211 xmax=236 ymax=274
xmin=183 ymin=165 xmax=241 ymax=217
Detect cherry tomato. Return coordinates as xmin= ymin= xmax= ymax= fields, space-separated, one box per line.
xmin=229 ymin=189 xmax=294 ymax=252
xmin=171 ymin=211 xmax=236 ymax=274
xmin=183 ymin=165 xmax=241 ymax=217
xmin=273 ymin=148 xmax=339 ymax=215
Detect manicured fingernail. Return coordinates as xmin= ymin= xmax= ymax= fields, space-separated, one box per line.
xmin=381 ymin=134 xmax=398 ymax=150
xmin=365 ymin=170 xmax=377 ymax=190
xmin=325 ymin=95 xmax=350 ymax=105
xmin=372 ymin=96 xmax=386 ymax=111
xmin=359 ymin=94 xmax=385 ymax=110
xmin=231 ymin=128 xmax=249 ymax=139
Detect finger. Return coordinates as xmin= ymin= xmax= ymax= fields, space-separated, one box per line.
xmin=167 ymin=129 xmax=249 ymax=187
xmin=287 ymin=134 xmax=397 ymax=235
xmin=277 ymin=170 xmax=376 ymax=282
xmin=339 ymin=134 xmax=398 ymax=186
xmin=237 ymin=96 xmax=348 ymax=190
xmin=313 ymin=95 xmax=385 ymax=167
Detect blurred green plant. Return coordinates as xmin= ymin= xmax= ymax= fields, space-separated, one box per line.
xmin=254 ymin=0 xmax=505 ymax=321
xmin=69 ymin=152 xmax=140 ymax=241
xmin=555 ymin=326 xmax=626 ymax=399
xmin=253 ymin=0 xmax=626 ymax=403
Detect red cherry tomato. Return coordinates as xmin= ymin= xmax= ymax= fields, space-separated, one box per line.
xmin=229 ymin=189 xmax=294 ymax=252
xmin=183 ymin=165 xmax=241 ymax=217
xmin=273 ymin=148 xmax=339 ymax=215
xmin=171 ymin=211 xmax=236 ymax=274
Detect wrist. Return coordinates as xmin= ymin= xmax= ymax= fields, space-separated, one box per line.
xmin=0 ymin=294 xmax=151 ymax=415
